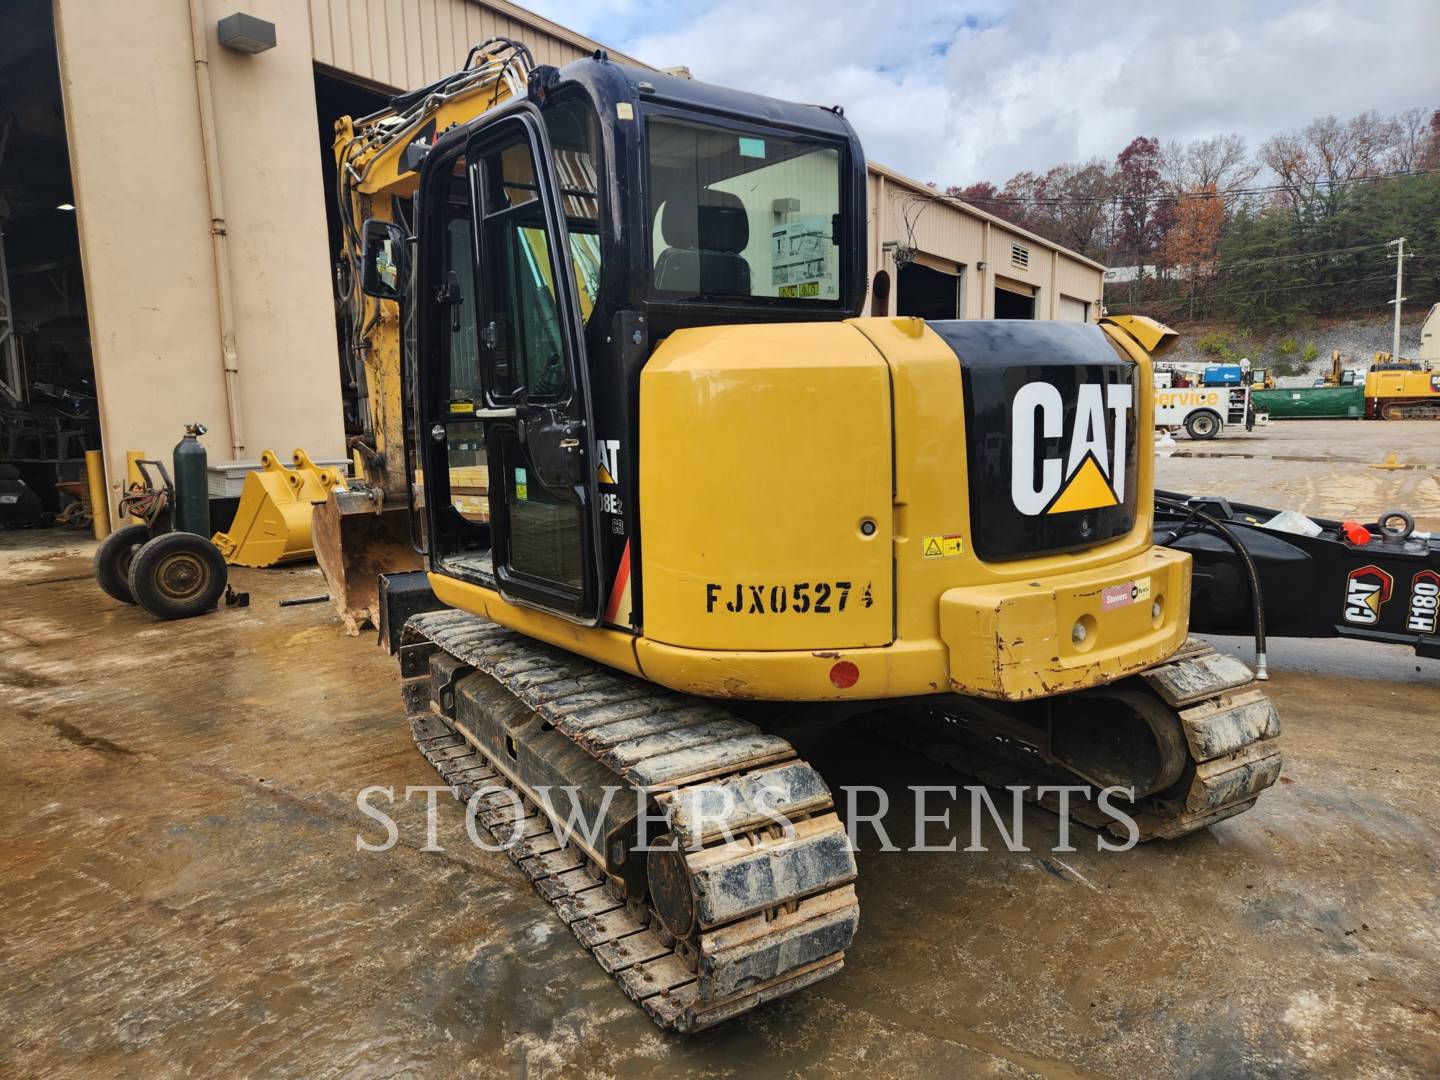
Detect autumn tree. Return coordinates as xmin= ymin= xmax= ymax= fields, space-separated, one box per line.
xmin=1159 ymin=184 xmax=1225 ymax=318
xmin=1426 ymin=109 xmax=1440 ymax=169
xmin=1262 ymin=110 xmax=1401 ymax=215
xmin=948 ymin=164 xmax=1112 ymax=259
xmin=1114 ymin=136 xmax=1170 ymax=284
xmin=1390 ymin=106 xmax=1434 ymax=171
xmin=1041 ymin=160 xmax=1113 ymax=258
xmin=1163 ymin=134 xmax=1258 ymax=195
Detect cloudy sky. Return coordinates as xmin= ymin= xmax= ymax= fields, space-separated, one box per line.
xmin=522 ymin=0 xmax=1439 ymax=185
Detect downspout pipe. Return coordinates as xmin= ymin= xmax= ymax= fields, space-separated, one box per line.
xmin=188 ymin=0 xmax=245 ymax=458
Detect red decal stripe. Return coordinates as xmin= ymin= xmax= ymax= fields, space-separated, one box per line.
xmin=603 ymin=541 xmax=631 ymax=625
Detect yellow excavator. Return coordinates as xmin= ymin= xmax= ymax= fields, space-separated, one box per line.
xmin=328 ymin=40 xmax=1282 ymax=1031
xmin=317 ymin=41 xmax=540 ymax=631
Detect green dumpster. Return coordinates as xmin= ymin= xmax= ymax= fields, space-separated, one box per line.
xmin=1251 ymin=385 xmax=1364 ymax=419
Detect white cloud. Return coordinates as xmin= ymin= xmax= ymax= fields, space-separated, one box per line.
xmin=520 ymin=0 xmax=1440 ymax=184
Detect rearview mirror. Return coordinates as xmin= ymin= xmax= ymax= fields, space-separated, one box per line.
xmin=359 ymin=218 xmax=410 ymax=300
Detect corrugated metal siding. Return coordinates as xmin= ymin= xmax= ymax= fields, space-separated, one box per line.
xmin=309 ymin=0 xmax=649 ymax=90
xmin=883 ymin=186 xmax=985 ymax=268
xmin=1057 ymin=257 xmax=1100 ymax=305
xmin=990 ymin=226 xmax=1050 ymax=290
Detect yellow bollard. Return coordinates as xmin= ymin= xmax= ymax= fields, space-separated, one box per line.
xmin=125 ymin=450 xmax=146 ymax=523
xmin=85 ymin=450 xmax=112 ymax=540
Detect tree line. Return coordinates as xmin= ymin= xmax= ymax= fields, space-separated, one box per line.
xmin=942 ymin=108 xmax=1440 ymax=327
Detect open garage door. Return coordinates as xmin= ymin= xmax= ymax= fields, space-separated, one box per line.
xmin=0 ymin=0 xmax=100 ymax=528
xmin=994 ymin=277 xmax=1034 ymax=319
xmin=897 ymin=262 xmax=961 ymax=320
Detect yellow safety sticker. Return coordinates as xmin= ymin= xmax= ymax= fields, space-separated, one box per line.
xmin=449 ymin=400 xmax=475 ymax=414
xmin=922 ymin=534 xmax=964 ymax=559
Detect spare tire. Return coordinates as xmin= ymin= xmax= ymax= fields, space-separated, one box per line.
xmin=127 ymin=532 xmax=227 ymax=620
xmin=94 ymin=524 xmax=151 ymax=604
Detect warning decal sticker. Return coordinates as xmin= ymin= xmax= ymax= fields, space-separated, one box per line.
xmin=922 ymin=534 xmax=964 ymax=559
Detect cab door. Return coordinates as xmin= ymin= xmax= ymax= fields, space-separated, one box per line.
xmin=421 ymin=111 xmax=601 ymax=622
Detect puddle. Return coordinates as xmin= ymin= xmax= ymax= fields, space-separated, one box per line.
xmin=1171 ymin=451 xmax=1430 ymax=468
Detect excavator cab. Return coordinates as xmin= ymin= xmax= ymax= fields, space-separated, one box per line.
xmin=371 ymin=58 xmax=867 ymax=629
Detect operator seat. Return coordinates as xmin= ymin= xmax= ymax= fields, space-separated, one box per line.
xmin=653 ymin=191 xmax=751 ymax=295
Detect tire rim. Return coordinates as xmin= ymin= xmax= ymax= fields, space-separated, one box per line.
xmin=1193 ymin=416 xmax=1217 ymax=436
xmin=155 ymin=552 xmax=209 ymax=601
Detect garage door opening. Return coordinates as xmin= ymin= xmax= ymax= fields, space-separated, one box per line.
xmin=994 ymin=278 xmax=1035 ymax=320
xmin=0 ymin=0 xmax=100 ymax=529
xmin=315 ymin=68 xmax=391 ymax=440
xmin=897 ymin=262 xmax=961 ymax=320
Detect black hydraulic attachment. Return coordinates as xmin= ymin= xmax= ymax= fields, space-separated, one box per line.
xmin=1158 ymin=490 xmax=1440 ymax=660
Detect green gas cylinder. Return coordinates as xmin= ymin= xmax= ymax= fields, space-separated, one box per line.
xmin=173 ymin=422 xmax=210 ymax=536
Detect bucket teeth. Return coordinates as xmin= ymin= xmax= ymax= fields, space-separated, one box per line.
xmin=398 ymin=609 xmax=856 ymax=1032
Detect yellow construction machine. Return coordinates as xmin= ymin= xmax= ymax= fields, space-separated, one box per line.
xmin=332 ymin=41 xmax=1281 ymax=1031
xmin=1364 ymin=351 xmax=1440 ymax=418
xmin=318 ymin=40 xmax=537 ymax=631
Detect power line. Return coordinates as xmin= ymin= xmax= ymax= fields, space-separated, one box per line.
xmin=1206 ymin=243 xmax=1389 ymax=272
xmin=1110 ymin=273 xmax=1398 ymax=311
xmin=921 ymin=165 xmax=1440 ymax=211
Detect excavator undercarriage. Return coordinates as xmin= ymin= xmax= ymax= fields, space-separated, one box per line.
xmin=399 ymin=608 xmax=1279 ymax=1030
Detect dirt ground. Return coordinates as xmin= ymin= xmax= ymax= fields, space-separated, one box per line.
xmin=2 ymin=419 xmax=1438 ymax=1078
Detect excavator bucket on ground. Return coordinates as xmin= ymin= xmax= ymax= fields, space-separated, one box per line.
xmin=212 ymin=449 xmax=345 ymax=568
xmin=311 ymin=491 xmax=422 ymax=635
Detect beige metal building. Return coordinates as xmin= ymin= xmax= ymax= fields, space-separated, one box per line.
xmin=0 ymin=0 xmax=1102 ymax=516
xmin=1421 ymin=303 xmax=1439 ymax=362
xmin=867 ymin=162 xmax=1105 ymax=323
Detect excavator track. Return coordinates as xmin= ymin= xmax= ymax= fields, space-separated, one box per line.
xmin=1381 ymin=400 xmax=1440 ymax=420
xmin=396 ymin=609 xmax=858 ymax=1033
xmin=861 ymin=639 xmax=1282 ymax=841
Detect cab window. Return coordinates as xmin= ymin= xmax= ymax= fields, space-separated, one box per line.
xmin=543 ymin=93 xmax=603 ymax=323
xmin=646 ymin=116 xmax=843 ymax=303
xmin=475 ymin=133 xmax=568 ymax=400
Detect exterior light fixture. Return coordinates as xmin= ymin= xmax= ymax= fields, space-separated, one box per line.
xmin=217 ymin=12 xmax=277 ymax=53
xmin=56 ymin=203 xmax=75 ymax=211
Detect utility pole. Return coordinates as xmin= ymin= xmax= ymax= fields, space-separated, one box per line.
xmin=1387 ymin=237 xmax=1412 ymax=360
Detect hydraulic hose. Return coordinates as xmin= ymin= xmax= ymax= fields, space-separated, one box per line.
xmin=1156 ymin=496 xmax=1269 ymax=680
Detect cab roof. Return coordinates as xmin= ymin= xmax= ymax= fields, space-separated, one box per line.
xmin=558 ymin=56 xmax=858 ymax=141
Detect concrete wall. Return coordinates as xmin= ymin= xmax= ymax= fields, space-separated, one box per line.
xmin=54 ymin=0 xmax=344 ymax=500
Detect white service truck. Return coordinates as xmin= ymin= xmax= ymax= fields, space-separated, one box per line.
xmin=1155 ymin=384 xmax=1256 ymax=439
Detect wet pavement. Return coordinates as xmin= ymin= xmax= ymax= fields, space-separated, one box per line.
xmin=2 ymin=419 xmax=1439 ymax=1078
xmin=1157 ymin=418 xmax=1440 ymax=531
